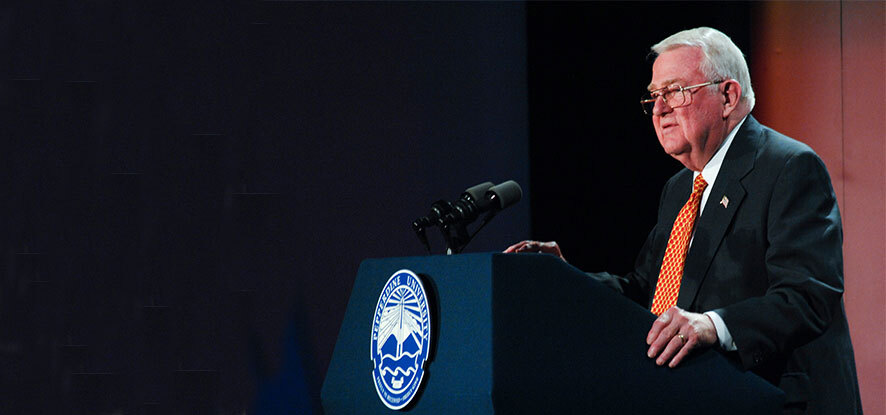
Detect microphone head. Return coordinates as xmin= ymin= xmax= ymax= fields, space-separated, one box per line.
xmin=486 ymin=180 xmax=522 ymax=210
xmin=463 ymin=181 xmax=495 ymax=202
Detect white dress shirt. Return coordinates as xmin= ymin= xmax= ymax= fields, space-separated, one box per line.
xmin=691 ymin=115 xmax=747 ymax=351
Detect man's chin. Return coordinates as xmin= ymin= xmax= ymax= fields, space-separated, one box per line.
xmin=664 ymin=147 xmax=688 ymax=159
xmin=667 ymin=152 xmax=696 ymax=170
xmin=659 ymin=136 xmax=687 ymax=154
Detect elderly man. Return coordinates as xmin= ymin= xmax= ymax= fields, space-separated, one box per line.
xmin=506 ymin=27 xmax=861 ymax=414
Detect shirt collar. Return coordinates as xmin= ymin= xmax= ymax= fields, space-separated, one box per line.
xmin=694 ymin=115 xmax=748 ymax=184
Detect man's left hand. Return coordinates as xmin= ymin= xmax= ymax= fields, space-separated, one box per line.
xmin=646 ymin=307 xmax=718 ymax=368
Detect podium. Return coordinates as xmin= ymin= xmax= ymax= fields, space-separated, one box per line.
xmin=322 ymin=253 xmax=783 ymax=414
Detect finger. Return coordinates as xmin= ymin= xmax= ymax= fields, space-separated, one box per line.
xmin=646 ymin=310 xmax=672 ymax=345
xmin=648 ymin=308 xmax=686 ymax=357
xmin=668 ymin=335 xmax=698 ymax=368
xmin=538 ymin=241 xmax=557 ymax=251
xmin=537 ymin=242 xmax=560 ymax=255
xmin=655 ymin=334 xmax=686 ymax=366
xmin=517 ymin=241 xmax=541 ymax=253
xmin=503 ymin=241 xmax=531 ymax=253
xmin=648 ymin=323 xmax=679 ymax=358
xmin=503 ymin=242 xmax=524 ymax=253
xmin=542 ymin=242 xmax=566 ymax=261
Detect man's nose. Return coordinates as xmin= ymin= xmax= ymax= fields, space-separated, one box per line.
xmin=653 ymin=96 xmax=672 ymax=116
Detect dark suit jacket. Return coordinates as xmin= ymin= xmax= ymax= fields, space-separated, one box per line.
xmin=591 ymin=115 xmax=862 ymax=414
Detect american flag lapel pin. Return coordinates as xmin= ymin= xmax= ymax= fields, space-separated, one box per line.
xmin=720 ymin=195 xmax=729 ymax=208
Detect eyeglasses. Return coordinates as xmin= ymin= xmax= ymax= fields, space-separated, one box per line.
xmin=640 ymin=80 xmax=724 ymax=115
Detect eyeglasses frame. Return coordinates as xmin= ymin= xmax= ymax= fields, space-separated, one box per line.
xmin=640 ymin=80 xmax=725 ymax=115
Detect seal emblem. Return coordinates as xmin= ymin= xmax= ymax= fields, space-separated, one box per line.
xmin=370 ymin=269 xmax=431 ymax=410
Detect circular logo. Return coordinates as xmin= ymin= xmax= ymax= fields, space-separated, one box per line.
xmin=370 ymin=269 xmax=431 ymax=410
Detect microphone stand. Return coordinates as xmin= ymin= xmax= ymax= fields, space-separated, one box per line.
xmin=412 ymin=222 xmax=432 ymax=254
xmin=440 ymin=210 xmax=497 ymax=254
xmin=414 ymin=180 xmax=519 ymax=254
xmin=440 ymin=221 xmax=470 ymax=255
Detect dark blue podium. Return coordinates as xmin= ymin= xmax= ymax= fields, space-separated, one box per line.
xmin=322 ymin=253 xmax=783 ymax=413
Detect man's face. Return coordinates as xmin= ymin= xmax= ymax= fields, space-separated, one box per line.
xmin=649 ymin=47 xmax=726 ymax=172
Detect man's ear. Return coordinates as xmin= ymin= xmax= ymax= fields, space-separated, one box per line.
xmin=721 ymin=80 xmax=742 ymax=118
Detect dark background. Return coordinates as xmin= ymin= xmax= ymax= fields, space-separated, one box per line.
xmin=527 ymin=2 xmax=750 ymax=273
xmin=1 ymin=1 xmax=751 ymax=413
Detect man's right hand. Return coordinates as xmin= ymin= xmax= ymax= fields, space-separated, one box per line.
xmin=503 ymin=240 xmax=567 ymax=262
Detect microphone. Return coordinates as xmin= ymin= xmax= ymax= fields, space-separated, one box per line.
xmin=412 ymin=182 xmax=494 ymax=252
xmin=412 ymin=180 xmax=521 ymax=254
xmin=441 ymin=180 xmax=522 ymax=226
xmin=412 ymin=181 xmax=494 ymax=229
xmin=463 ymin=181 xmax=497 ymax=205
xmin=486 ymin=180 xmax=522 ymax=211
xmin=412 ymin=199 xmax=454 ymax=231
xmin=442 ymin=181 xmax=496 ymax=226
xmin=411 ymin=200 xmax=452 ymax=253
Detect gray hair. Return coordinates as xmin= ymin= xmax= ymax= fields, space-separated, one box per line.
xmin=652 ymin=27 xmax=755 ymax=110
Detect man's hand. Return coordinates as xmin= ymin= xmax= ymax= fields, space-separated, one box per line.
xmin=503 ymin=240 xmax=567 ymax=262
xmin=646 ymin=307 xmax=718 ymax=368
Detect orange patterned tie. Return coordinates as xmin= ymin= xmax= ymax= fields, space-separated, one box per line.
xmin=650 ymin=174 xmax=708 ymax=316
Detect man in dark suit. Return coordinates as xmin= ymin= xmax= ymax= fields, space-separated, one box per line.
xmin=506 ymin=27 xmax=861 ymax=414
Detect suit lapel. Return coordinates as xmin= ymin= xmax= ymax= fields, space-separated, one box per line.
xmin=676 ymin=116 xmax=762 ymax=310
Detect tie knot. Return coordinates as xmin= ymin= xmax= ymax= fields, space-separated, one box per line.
xmin=692 ymin=174 xmax=708 ymax=194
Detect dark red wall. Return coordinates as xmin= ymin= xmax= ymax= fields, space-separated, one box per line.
xmin=751 ymin=3 xmax=885 ymax=414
